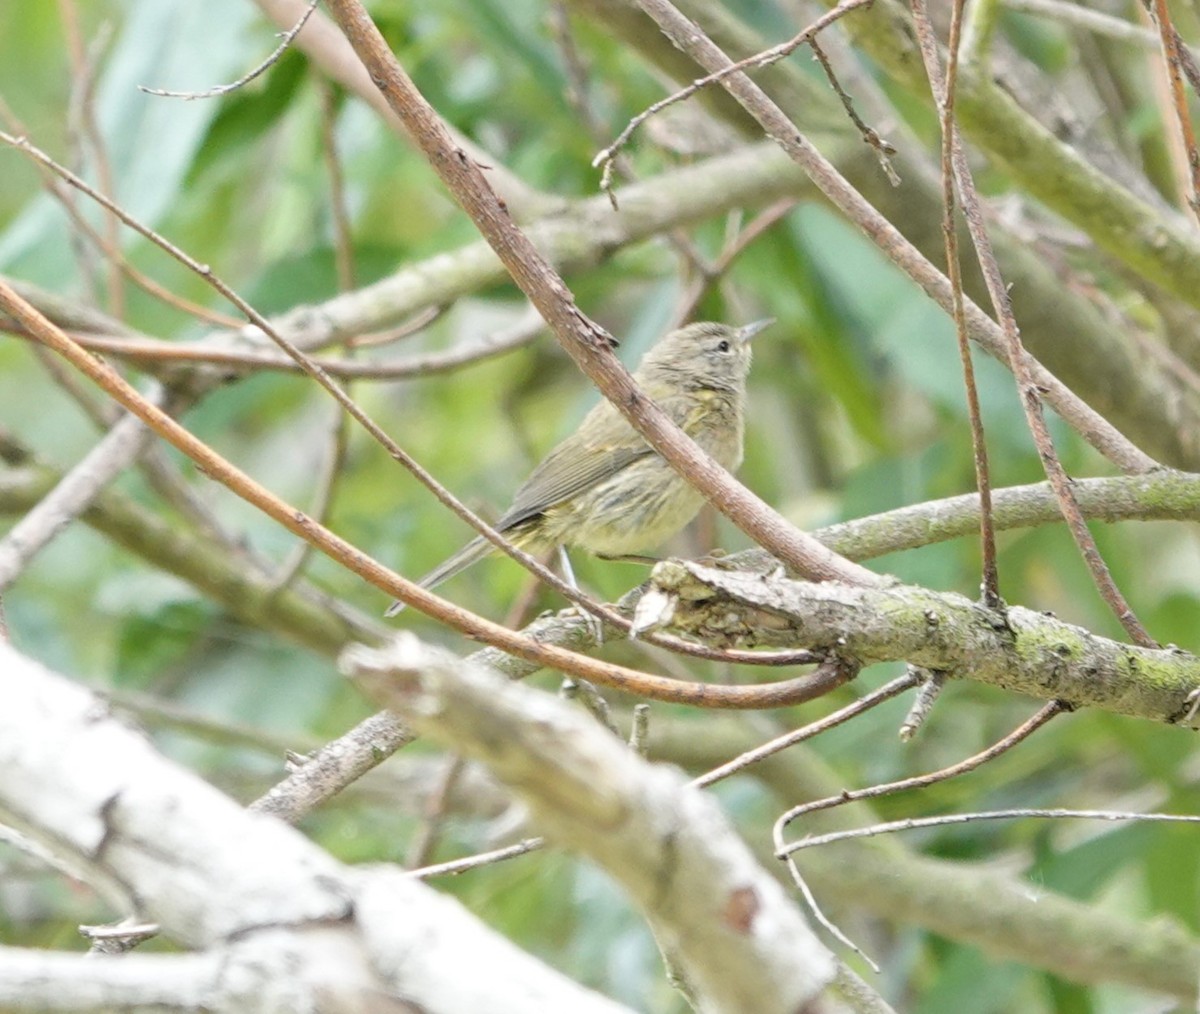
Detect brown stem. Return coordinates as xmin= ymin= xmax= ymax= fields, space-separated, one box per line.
xmin=914 ymin=0 xmax=999 ymax=607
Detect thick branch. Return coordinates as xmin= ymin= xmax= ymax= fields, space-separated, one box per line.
xmin=0 ymin=643 xmax=634 ymax=1014
xmin=344 ymin=634 xmax=843 ymax=1014
xmin=643 ymin=561 xmax=1200 ymax=726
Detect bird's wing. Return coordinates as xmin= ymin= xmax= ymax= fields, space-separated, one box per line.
xmin=496 ymin=440 xmax=655 ymax=531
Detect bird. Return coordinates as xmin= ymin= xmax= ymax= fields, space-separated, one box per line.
xmin=386 ymin=318 xmax=772 ymax=616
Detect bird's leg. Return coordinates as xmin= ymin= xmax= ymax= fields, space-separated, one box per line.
xmin=557 ymin=545 xmax=604 ymax=645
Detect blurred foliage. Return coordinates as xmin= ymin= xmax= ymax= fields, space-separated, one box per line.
xmin=2 ymin=0 xmax=1199 ymax=1010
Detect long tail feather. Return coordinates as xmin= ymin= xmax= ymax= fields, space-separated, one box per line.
xmin=383 ymin=535 xmax=494 ymax=617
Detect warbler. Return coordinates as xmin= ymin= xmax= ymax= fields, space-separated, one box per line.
xmin=385 ymin=318 xmax=771 ymax=616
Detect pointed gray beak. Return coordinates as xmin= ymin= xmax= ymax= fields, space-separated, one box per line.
xmin=735 ymin=318 xmax=775 ymax=343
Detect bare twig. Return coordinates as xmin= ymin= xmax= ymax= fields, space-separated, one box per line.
xmin=897 ymin=668 xmax=946 ymax=741
xmin=673 ymin=198 xmax=798 ymax=324
xmin=408 ymin=837 xmax=545 ymax=879
xmin=318 ymin=79 xmax=356 ymax=293
xmin=692 ymin=667 xmax=914 ymax=789
xmin=3 ymin=316 xmax=544 ymax=379
xmin=57 ymin=1 xmax=121 ymax=317
xmin=787 ymin=807 xmax=1200 ymax=851
xmin=1148 ymin=0 xmax=1200 ymax=222
xmin=808 ymin=37 xmax=900 ymax=185
xmin=404 ymin=755 xmax=466 ymax=870
xmin=912 ymin=0 xmax=999 ymax=607
xmin=140 ymin=0 xmax=319 ymax=100
xmin=350 ymin=306 xmax=443 ymax=349
xmin=593 ymin=0 xmax=875 ymax=198
xmin=774 ymin=699 xmax=1064 ymax=958
xmin=270 ymin=87 xmax=358 ymax=591
xmin=774 ymin=700 xmax=1066 ymax=855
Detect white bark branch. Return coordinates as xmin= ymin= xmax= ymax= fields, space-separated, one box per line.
xmin=0 ymin=643 xmax=633 ymax=1014
xmin=0 ymin=404 xmax=158 ymax=591
xmin=343 ymin=634 xmax=843 ymax=1014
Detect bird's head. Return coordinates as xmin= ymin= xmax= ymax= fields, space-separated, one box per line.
xmin=640 ymin=319 xmax=773 ymax=393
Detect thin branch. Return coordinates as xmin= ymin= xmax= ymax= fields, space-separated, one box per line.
xmin=673 ymin=198 xmax=798 ymax=323
xmin=318 ymin=79 xmax=356 ymax=293
xmin=0 ymin=406 xmax=157 ymax=591
xmin=808 ymin=37 xmax=900 ymax=185
xmin=404 ymin=755 xmax=466 ymax=870
xmin=3 ymin=316 xmax=543 ymax=380
xmin=139 ymin=0 xmax=319 ymax=100
xmin=269 ymin=84 xmax=358 ymax=591
xmin=593 ymin=0 xmax=875 ymax=198
xmin=788 ymin=807 xmax=1200 ymax=851
xmin=408 ymin=837 xmax=545 ymax=879
xmin=897 ymin=668 xmax=946 ymax=741
xmin=349 ymin=305 xmax=444 ymax=348
xmin=57 ymin=1 xmax=122 ymax=318
xmin=1148 ymin=0 xmax=1200 ymax=222
xmin=913 ymin=0 xmax=999 ymax=607
xmin=692 ymin=668 xmax=915 ymax=789
xmin=774 ymin=701 xmax=1065 ymax=855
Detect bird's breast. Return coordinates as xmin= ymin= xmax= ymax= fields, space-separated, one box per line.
xmin=675 ymin=390 xmax=744 ymax=469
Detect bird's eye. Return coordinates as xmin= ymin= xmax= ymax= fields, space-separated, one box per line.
xmin=716 ymin=340 xmax=730 ymax=352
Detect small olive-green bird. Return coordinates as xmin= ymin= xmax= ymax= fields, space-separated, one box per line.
xmin=385 ymin=318 xmax=771 ymax=616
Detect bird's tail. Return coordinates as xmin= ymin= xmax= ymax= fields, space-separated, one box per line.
xmin=384 ymin=535 xmax=495 ymax=617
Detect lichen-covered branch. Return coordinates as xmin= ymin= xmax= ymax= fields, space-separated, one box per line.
xmin=641 ymin=561 xmax=1200 ymax=726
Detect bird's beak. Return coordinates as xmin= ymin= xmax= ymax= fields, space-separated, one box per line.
xmin=735 ymin=318 xmax=775 ymax=344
